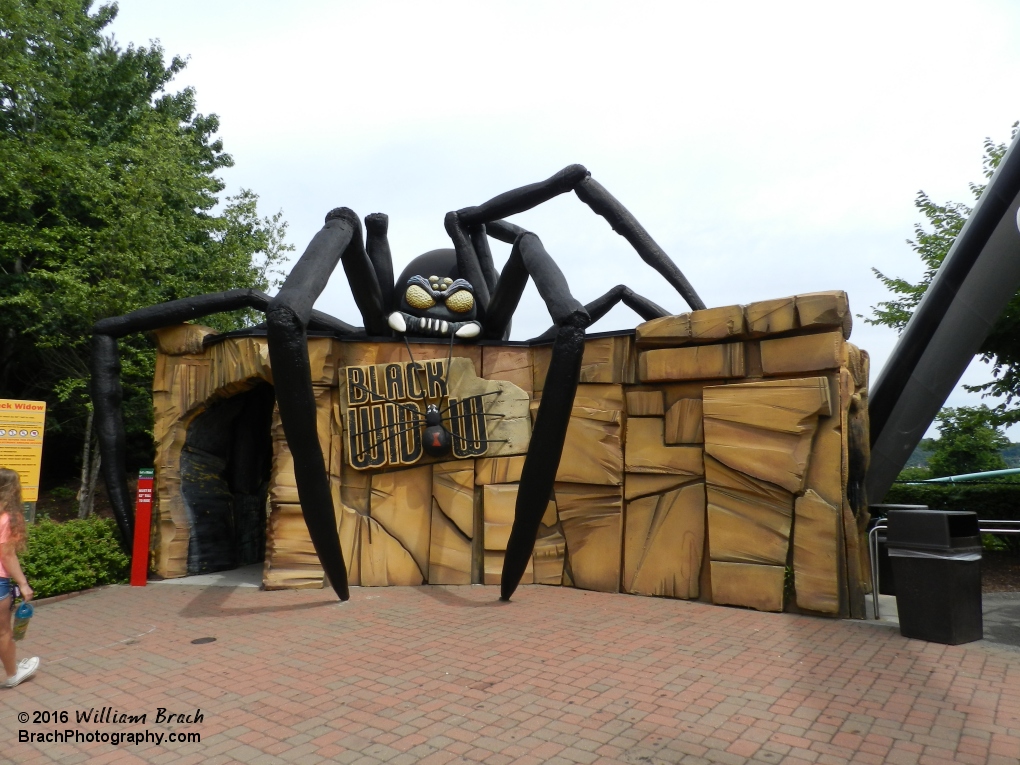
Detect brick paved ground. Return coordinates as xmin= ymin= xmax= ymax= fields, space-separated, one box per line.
xmin=1 ymin=583 xmax=1019 ymax=765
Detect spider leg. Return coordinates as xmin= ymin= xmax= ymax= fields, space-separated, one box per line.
xmin=484 ymin=232 xmax=586 ymax=339
xmin=573 ymin=176 xmax=705 ymax=310
xmin=469 ymin=224 xmax=499 ymax=294
xmin=267 ymin=207 xmax=385 ymax=600
xmin=327 ymin=209 xmax=391 ymax=337
xmin=457 ymin=165 xmax=705 ymax=311
xmin=531 ymin=284 xmax=670 ymax=342
xmin=365 ymin=213 xmax=395 ymax=312
xmin=467 ymin=231 xmax=590 ymax=601
xmin=444 ymin=212 xmax=491 ymax=310
xmin=93 ymin=288 xmax=281 ymax=548
xmin=503 ymin=314 xmax=587 ymax=601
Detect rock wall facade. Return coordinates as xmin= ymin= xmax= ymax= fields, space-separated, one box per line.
xmin=150 ymin=290 xmax=871 ymax=617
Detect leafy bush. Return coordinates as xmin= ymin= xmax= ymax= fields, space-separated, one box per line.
xmin=884 ymin=483 xmax=1020 ymax=556
xmin=19 ymin=517 xmax=130 ymax=599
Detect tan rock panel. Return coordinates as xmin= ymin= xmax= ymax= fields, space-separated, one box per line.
xmin=580 ymin=335 xmax=633 ymax=384
xmin=483 ymin=483 xmax=519 ymax=551
xmin=433 ymin=461 xmax=475 ymax=537
xmin=542 ymin=499 xmax=558 ymax=527
xmin=638 ymin=343 xmax=745 ymax=382
xmin=534 ymin=337 xmax=633 ymax=391
xmin=263 ymin=503 xmax=324 ymax=590
xmin=341 ymin=462 xmax=371 ymax=514
xmin=307 ymin=337 xmax=340 ymax=385
xmin=337 ymin=504 xmax=361 ymax=586
xmin=475 ymin=455 xmax=527 ymax=485
xmin=269 ymin=407 xmax=299 ymax=506
xmin=342 ymin=341 xmax=481 ymax=374
xmin=744 ymin=297 xmax=797 ymax=337
xmin=761 ymin=331 xmax=844 ymax=376
xmin=703 ymin=377 xmax=831 ymax=494
xmin=429 ymin=500 xmax=473 ymax=584
xmin=152 ymin=324 xmax=218 ymax=355
xmin=573 ymin=383 xmax=625 ymax=411
xmin=370 ymin=465 xmax=433 ymax=579
xmin=484 ymin=552 xmax=534 ymax=585
xmin=710 ymin=561 xmax=784 ymax=612
xmin=482 ymin=346 xmax=534 ymax=394
xmin=624 ymin=474 xmax=692 ymax=501
xmin=329 ymin=434 xmax=344 ymax=479
xmin=624 ymin=417 xmax=705 ymax=477
xmin=793 ymin=489 xmax=841 ymax=614
xmin=846 ymin=343 xmax=870 ymax=392
xmin=804 ymin=378 xmax=843 ymax=510
xmin=661 ymin=383 xmax=714 ymax=407
xmin=624 ymin=481 xmax=705 ymax=599
xmin=635 ymin=314 xmax=692 ymax=346
xmin=359 ymin=516 xmax=425 ymax=586
xmin=555 ymin=483 xmax=622 ymax=593
xmin=558 ymin=405 xmax=623 ymax=486
xmin=626 ymin=390 xmax=665 ymax=416
xmin=690 ymin=305 xmax=745 ymax=341
xmin=745 ymin=341 xmax=764 ymax=378
xmin=664 ymin=398 xmax=704 ymax=444
xmin=796 ymin=291 xmax=851 ymax=338
xmin=534 ymin=524 xmax=566 ymax=585
xmin=705 ymin=456 xmax=793 ymax=566
xmin=532 ymin=346 xmax=552 ymax=393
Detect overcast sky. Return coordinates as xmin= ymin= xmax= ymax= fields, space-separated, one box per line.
xmin=108 ymin=0 xmax=1020 ymax=437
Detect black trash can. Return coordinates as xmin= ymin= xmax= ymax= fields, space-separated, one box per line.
xmin=869 ymin=505 xmax=928 ymax=596
xmin=887 ymin=508 xmax=983 ymax=645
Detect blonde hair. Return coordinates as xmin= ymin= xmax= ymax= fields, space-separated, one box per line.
xmin=0 ymin=468 xmax=27 ymax=551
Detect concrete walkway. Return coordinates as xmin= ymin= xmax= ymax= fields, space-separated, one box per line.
xmin=2 ymin=583 xmax=1019 ymax=764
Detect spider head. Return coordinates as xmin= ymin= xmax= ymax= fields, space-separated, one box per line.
xmin=386 ymin=249 xmax=482 ymax=339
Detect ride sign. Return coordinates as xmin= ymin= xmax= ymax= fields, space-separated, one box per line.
xmin=0 ymin=399 xmax=46 ymax=502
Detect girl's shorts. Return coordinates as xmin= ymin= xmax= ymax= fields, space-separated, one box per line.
xmin=0 ymin=577 xmax=12 ymax=602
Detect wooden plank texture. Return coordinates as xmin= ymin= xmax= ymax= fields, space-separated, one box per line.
xmin=703 ymin=377 xmax=831 ymax=494
xmin=664 ymin=398 xmax=704 ymax=444
xmin=429 ymin=500 xmax=473 ymax=584
xmin=744 ymin=297 xmax=797 ymax=337
xmin=760 ymin=331 xmax=844 ymax=376
xmin=370 ymin=465 xmax=433 ymax=580
xmin=433 ymin=461 xmax=475 ymax=537
xmin=710 ymin=561 xmax=785 ymax=612
xmin=474 ymin=455 xmax=527 ymax=485
xmin=624 ymin=417 xmax=705 ymax=477
xmin=555 ymin=483 xmax=623 ymax=593
xmin=624 ymin=481 xmax=705 ymax=599
xmin=638 ymin=343 xmax=745 ymax=382
xmin=705 ymin=456 xmax=793 ymax=566
xmin=483 ymin=483 xmax=518 ymax=551
xmin=793 ymin=489 xmax=841 ymax=614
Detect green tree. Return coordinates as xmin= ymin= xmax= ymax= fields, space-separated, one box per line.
xmin=869 ymin=123 xmax=1020 ymax=425
xmin=927 ymin=405 xmax=1009 ymax=478
xmin=0 ymin=1 xmax=291 ymax=484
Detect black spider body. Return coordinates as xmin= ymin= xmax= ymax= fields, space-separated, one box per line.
xmin=421 ymin=404 xmax=452 ymax=458
xmin=91 ymin=164 xmax=706 ymax=604
xmin=391 ymin=249 xmax=481 ymax=338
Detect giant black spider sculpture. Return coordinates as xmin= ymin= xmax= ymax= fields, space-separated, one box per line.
xmin=91 ymin=164 xmax=705 ymax=603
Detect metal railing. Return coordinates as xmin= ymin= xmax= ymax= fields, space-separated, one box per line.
xmin=869 ymin=519 xmax=1020 ymax=619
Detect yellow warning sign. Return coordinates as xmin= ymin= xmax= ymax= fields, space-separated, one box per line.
xmin=0 ymin=400 xmax=46 ymax=502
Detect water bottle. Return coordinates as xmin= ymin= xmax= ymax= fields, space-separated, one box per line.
xmin=12 ymin=601 xmax=32 ymax=642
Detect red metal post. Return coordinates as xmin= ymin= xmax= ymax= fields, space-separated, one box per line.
xmin=130 ymin=468 xmax=154 ymax=586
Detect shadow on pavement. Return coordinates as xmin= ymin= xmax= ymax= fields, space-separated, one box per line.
xmin=178 ymin=585 xmax=338 ymax=619
xmin=416 ymin=585 xmax=510 ymax=608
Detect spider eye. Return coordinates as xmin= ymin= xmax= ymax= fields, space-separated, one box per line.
xmin=445 ymin=289 xmax=474 ymax=313
xmin=406 ymin=284 xmax=436 ymax=309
